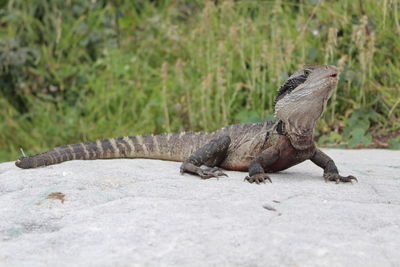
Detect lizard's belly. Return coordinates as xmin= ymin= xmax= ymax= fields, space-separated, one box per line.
xmin=219 ymin=144 xmax=263 ymax=171
xmin=220 ymin=159 xmax=250 ymax=171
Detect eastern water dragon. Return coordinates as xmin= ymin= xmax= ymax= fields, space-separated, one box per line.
xmin=15 ymin=65 xmax=357 ymax=184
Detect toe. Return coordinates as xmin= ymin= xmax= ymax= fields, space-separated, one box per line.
xmin=340 ymin=175 xmax=358 ymax=183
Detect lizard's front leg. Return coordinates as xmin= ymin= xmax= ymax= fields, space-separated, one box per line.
xmin=245 ymin=147 xmax=279 ymax=184
xmin=310 ymin=149 xmax=358 ymax=183
xmin=180 ymin=136 xmax=230 ymax=179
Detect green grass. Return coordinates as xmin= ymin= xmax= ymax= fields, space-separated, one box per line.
xmin=0 ymin=0 xmax=399 ymax=162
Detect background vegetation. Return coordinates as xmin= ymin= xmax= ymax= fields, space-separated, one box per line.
xmin=0 ymin=0 xmax=399 ymax=162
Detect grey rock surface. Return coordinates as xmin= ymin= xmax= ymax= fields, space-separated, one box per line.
xmin=0 ymin=149 xmax=399 ymax=267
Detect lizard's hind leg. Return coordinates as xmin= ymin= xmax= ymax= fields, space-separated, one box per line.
xmin=180 ymin=136 xmax=231 ymax=179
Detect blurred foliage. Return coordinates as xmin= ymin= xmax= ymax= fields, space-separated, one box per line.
xmin=0 ymin=0 xmax=399 ymax=162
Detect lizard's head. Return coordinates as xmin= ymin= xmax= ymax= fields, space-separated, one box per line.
xmin=274 ymin=65 xmax=339 ymax=149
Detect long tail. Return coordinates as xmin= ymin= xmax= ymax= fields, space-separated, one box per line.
xmin=15 ymin=132 xmax=208 ymax=169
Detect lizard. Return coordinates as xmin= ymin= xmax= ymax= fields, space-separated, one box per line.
xmin=15 ymin=65 xmax=357 ymax=184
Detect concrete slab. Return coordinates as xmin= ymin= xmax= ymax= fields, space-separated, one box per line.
xmin=0 ymin=149 xmax=399 ymax=267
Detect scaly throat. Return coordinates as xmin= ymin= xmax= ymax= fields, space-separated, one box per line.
xmin=276 ymin=120 xmax=316 ymax=150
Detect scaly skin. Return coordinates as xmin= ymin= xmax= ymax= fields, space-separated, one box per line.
xmin=15 ymin=65 xmax=357 ymax=184
xmin=15 ymin=122 xmax=272 ymax=170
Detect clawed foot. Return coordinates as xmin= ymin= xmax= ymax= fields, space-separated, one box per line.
xmin=180 ymin=163 xmax=228 ymax=179
xmin=244 ymin=173 xmax=272 ymax=184
xmin=324 ymin=173 xmax=358 ymax=184
xmin=198 ymin=167 xmax=228 ymax=179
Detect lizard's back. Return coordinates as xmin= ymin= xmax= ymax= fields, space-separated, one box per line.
xmin=15 ymin=122 xmax=274 ymax=169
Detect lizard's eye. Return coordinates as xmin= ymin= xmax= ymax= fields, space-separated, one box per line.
xmin=304 ymin=69 xmax=311 ymax=77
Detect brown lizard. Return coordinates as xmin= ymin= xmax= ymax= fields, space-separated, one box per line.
xmin=15 ymin=65 xmax=357 ymax=184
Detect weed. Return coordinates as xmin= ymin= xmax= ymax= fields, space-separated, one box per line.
xmin=0 ymin=0 xmax=399 ymax=162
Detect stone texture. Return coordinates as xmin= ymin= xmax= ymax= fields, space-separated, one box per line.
xmin=0 ymin=149 xmax=399 ymax=267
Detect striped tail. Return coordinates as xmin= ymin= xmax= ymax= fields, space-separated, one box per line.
xmin=15 ymin=132 xmax=209 ymax=169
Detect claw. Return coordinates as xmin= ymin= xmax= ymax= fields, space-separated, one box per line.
xmin=180 ymin=163 xmax=228 ymax=180
xmin=205 ymin=167 xmax=228 ymax=177
xmin=244 ymin=173 xmax=272 ymax=184
xmin=342 ymin=175 xmax=358 ymax=183
xmin=324 ymin=173 xmax=358 ymax=184
xmin=198 ymin=167 xmax=228 ymax=180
